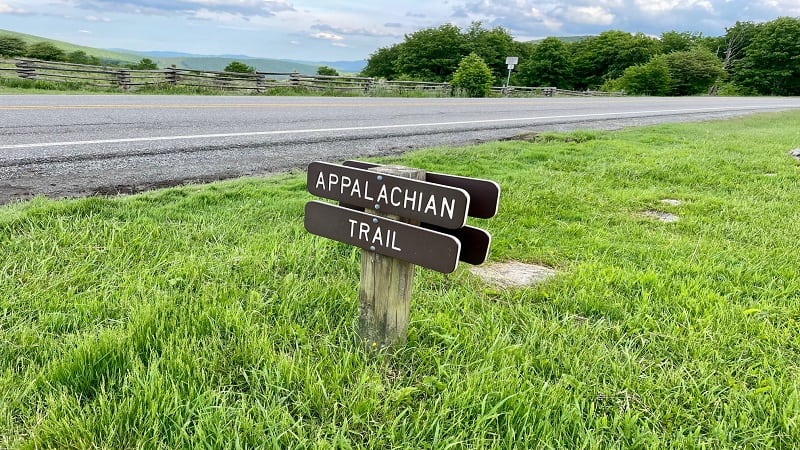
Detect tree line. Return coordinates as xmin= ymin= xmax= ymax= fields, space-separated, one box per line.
xmin=361 ymin=17 xmax=800 ymax=96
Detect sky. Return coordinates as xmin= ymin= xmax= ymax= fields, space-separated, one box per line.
xmin=0 ymin=1 xmax=798 ymax=61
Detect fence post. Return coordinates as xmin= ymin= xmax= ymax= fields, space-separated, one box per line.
xmin=15 ymin=59 xmax=35 ymax=80
xmin=165 ymin=67 xmax=177 ymax=85
xmin=256 ymin=73 xmax=266 ymax=93
xmin=289 ymin=71 xmax=300 ymax=87
xmin=117 ymin=69 xmax=131 ymax=90
xmin=358 ymin=166 xmax=426 ymax=349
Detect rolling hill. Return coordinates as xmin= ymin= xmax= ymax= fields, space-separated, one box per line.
xmin=0 ymin=29 xmax=141 ymax=64
xmin=1 ymin=29 xmax=361 ymax=74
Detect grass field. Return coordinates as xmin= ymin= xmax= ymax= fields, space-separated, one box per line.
xmin=1 ymin=112 xmax=799 ymax=448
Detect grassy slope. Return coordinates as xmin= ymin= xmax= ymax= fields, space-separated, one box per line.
xmin=1 ymin=28 xmax=320 ymax=73
xmin=0 ymin=29 xmax=140 ymax=64
xmin=1 ymin=112 xmax=799 ymax=448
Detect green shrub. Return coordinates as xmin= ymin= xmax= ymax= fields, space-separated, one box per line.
xmin=451 ymin=52 xmax=494 ymax=97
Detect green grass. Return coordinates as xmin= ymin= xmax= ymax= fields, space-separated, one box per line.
xmin=0 ymin=77 xmax=119 ymax=94
xmin=2 ymin=112 xmax=800 ymax=448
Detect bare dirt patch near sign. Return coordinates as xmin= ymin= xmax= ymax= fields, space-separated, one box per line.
xmin=642 ymin=210 xmax=680 ymax=223
xmin=470 ymin=261 xmax=557 ymax=288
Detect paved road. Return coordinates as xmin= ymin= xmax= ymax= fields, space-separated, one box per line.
xmin=2 ymin=95 xmax=799 ymax=204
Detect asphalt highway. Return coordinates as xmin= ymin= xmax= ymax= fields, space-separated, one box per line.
xmin=2 ymin=95 xmax=799 ymax=204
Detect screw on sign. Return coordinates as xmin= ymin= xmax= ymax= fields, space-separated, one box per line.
xmin=304 ymin=161 xmax=500 ymax=348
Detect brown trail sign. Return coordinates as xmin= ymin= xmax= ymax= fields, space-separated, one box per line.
xmin=304 ymin=201 xmax=461 ymax=273
xmin=304 ymin=160 xmax=500 ymax=348
xmin=308 ymin=161 xmax=470 ymax=229
xmin=342 ymin=160 xmax=501 ymax=219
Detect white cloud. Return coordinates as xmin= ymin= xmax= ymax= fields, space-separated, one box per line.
xmin=311 ymin=23 xmax=402 ymax=38
xmin=526 ymin=7 xmax=563 ymax=31
xmin=310 ymin=31 xmax=344 ymax=41
xmin=0 ymin=2 xmax=28 ymax=14
xmin=634 ymin=0 xmax=714 ymax=15
xmin=563 ymin=6 xmax=615 ymax=25
xmin=762 ymin=0 xmax=800 ymax=14
xmin=74 ymin=0 xmax=295 ymax=18
xmin=85 ymin=15 xmax=110 ymax=22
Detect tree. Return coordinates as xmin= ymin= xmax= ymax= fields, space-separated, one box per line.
xmin=664 ymin=48 xmax=725 ymax=95
xmin=451 ymin=52 xmax=494 ymax=97
xmin=464 ymin=22 xmax=515 ymax=82
xmin=0 ymin=35 xmax=26 ymax=57
xmin=316 ymin=65 xmax=339 ymax=76
xmin=613 ymin=56 xmax=670 ymax=95
xmin=224 ymin=61 xmax=256 ymax=74
xmin=733 ymin=17 xmax=800 ymax=95
xmin=515 ymin=37 xmax=573 ymax=88
xmin=362 ymin=45 xmax=402 ymax=79
xmin=721 ymin=21 xmax=758 ymax=72
xmin=395 ymin=24 xmax=467 ymax=81
xmin=659 ymin=31 xmax=703 ymax=54
xmin=67 ymin=50 xmax=91 ymax=65
xmin=128 ymin=58 xmax=158 ymax=70
xmin=572 ymin=31 xmax=661 ymax=89
xmin=26 ymin=42 xmax=65 ymax=61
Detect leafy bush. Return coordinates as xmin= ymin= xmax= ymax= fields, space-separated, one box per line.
xmin=613 ymin=56 xmax=671 ymax=95
xmin=451 ymin=52 xmax=494 ymax=97
xmin=26 ymin=42 xmax=66 ymax=61
xmin=316 ymin=65 xmax=339 ymax=76
xmin=664 ymin=48 xmax=726 ymax=95
xmin=224 ymin=61 xmax=256 ymax=74
xmin=128 ymin=58 xmax=159 ymax=70
xmin=0 ymin=35 xmax=26 ymax=57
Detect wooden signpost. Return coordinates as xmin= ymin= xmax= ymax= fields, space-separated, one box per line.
xmin=304 ymin=160 xmax=500 ymax=348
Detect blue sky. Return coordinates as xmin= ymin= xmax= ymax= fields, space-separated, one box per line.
xmin=1 ymin=1 xmax=797 ymax=61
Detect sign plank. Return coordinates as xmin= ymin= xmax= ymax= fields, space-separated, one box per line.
xmin=304 ymin=201 xmax=461 ymax=273
xmin=342 ymin=160 xmax=501 ymax=219
xmin=341 ymin=202 xmax=492 ymax=266
xmin=422 ymin=224 xmax=492 ymax=266
xmin=307 ymin=161 xmax=470 ymax=229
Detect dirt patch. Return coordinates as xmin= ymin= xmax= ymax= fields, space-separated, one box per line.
xmin=470 ymin=261 xmax=557 ymax=288
xmin=642 ymin=210 xmax=679 ymax=223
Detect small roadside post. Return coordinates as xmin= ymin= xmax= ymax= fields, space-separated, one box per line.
xmin=504 ymin=56 xmax=518 ymax=94
xmin=304 ymin=160 xmax=500 ymax=348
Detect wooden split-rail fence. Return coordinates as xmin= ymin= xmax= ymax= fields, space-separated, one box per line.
xmin=0 ymin=58 xmax=622 ymax=97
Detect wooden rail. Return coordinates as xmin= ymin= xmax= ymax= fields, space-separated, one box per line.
xmin=0 ymin=59 xmax=623 ymax=97
xmin=491 ymin=86 xmax=625 ymax=97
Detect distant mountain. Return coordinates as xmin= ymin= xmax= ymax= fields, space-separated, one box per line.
xmin=108 ymin=49 xmax=199 ymax=58
xmin=320 ymin=60 xmax=368 ymax=74
xmin=285 ymin=59 xmax=366 ymax=74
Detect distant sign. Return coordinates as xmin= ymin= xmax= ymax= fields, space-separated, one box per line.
xmin=505 ymin=56 xmax=519 ymax=70
xmin=304 ymin=201 xmax=461 ymax=273
xmin=307 ymin=161 xmax=470 ymax=229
